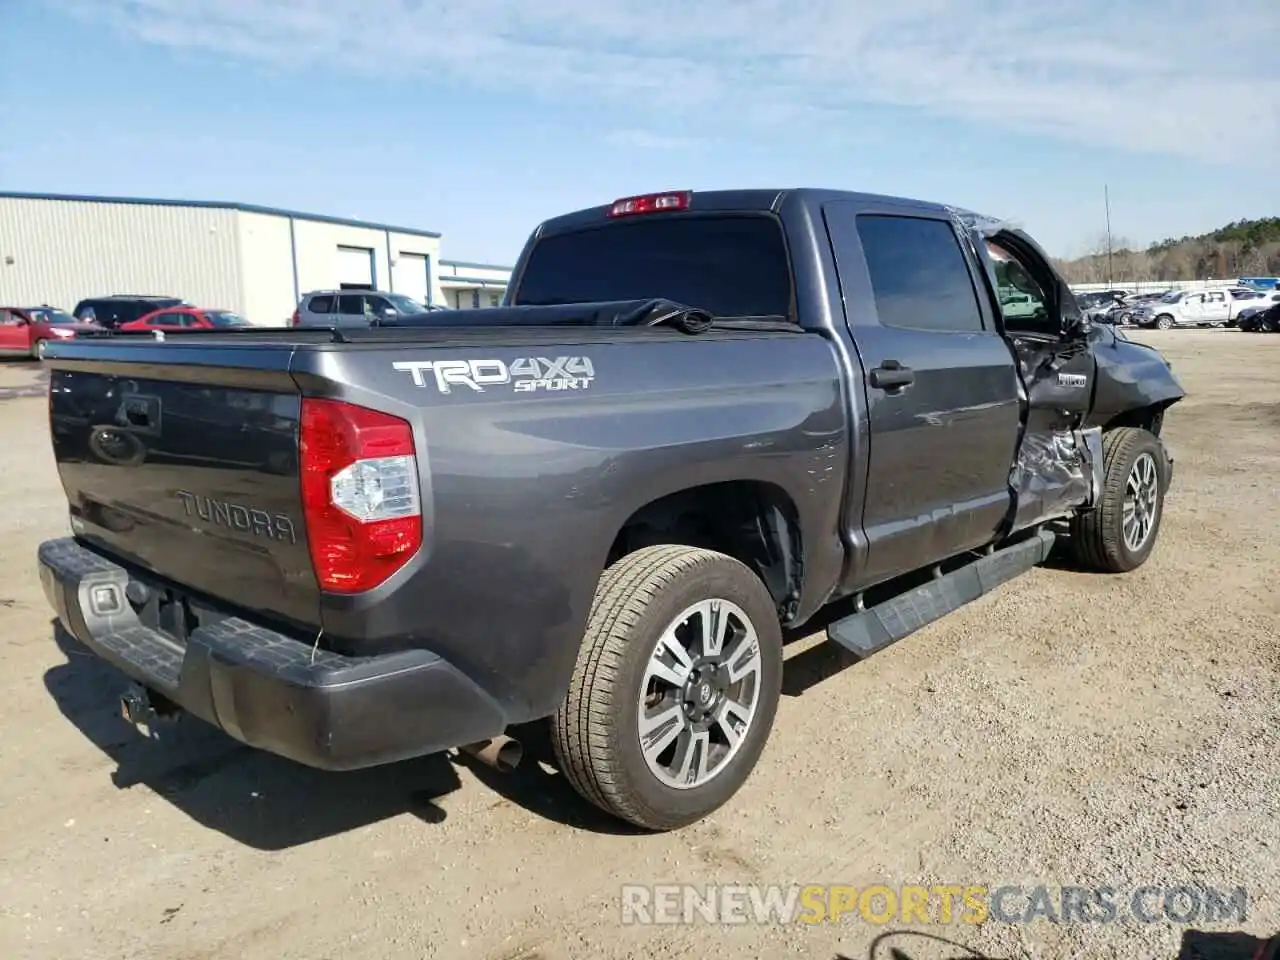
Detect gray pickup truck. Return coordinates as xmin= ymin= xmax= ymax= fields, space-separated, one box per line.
xmin=38 ymin=188 xmax=1184 ymax=832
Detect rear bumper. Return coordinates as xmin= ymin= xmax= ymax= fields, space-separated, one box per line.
xmin=38 ymin=537 xmax=508 ymax=771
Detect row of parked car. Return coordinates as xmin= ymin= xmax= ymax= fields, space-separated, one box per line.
xmin=1 ymin=288 xmax=458 ymax=361
xmin=1075 ymin=286 xmax=1280 ymax=331
xmin=0 ymin=295 xmax=257 ymax=360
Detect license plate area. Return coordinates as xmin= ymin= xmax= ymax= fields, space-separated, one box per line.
xmin=127 ymin=575 xmax=229 ymax=648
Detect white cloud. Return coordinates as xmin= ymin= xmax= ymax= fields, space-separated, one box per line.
xmin=604 ymin=130 xmax=703 ymax=150
xmin=54 ymin=0 xmax=1280 ymax=161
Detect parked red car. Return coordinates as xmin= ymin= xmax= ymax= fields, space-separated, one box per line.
xmin=120 ymin=306 xmax=251 ymax=332
xmin=0 ymin=306 xmax=102 ymax=360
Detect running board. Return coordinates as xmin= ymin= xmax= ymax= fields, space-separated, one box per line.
xmin=827 ymin=528 xmax=1056 ymax=658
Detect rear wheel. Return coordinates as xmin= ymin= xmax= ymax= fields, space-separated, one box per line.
xmin=33 ymin=339 xmax=47 ymax=360
xmin=551 ymin=545 xmax=783 ymax=831
xmin=1070 ymin=427 xmax=1167 ymax=573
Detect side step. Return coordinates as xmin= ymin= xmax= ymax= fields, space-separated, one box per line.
xmin=827 ymin=528 xmax=1056 ymax=658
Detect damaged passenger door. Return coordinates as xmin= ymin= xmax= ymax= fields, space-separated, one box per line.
xmin=979 ymin=231 xmax=1100 ymax=532
xmin=823 ymin=203 xmax=1023 ymax=590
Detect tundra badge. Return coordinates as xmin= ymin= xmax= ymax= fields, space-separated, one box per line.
xmin=175 ymin=491 xmax=298 ymax=544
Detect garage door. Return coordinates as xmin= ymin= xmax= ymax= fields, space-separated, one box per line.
xmin=393 ymin=253 xmax=431 ymax=305
xmin=336 ymin=246 xmax=374 ymax=290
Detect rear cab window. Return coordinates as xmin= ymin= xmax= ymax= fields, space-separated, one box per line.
xmin=511 ymin=214 xmax=793 ymax=318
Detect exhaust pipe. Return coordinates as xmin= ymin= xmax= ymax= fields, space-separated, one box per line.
xmin=458 ymin=735 xmax=523 ymax=773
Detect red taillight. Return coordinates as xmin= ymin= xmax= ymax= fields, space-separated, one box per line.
xmin=607 ymin=190 xmax=691 ymax=217
xmin=291 ymin=309 xmax=301 ymax=327
xmin=299 ymin=398 xmax=422 ymax=594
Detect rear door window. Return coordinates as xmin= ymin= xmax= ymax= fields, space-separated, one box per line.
xmin=855 ymin=215 xmax=986 ymax=334
xmin=337 ymin=295 xmax=365 ymax=315
xmin=512 ymin=214 xmax=793 ymax=318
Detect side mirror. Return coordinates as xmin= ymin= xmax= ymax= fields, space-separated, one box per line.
xmin=383 ymin=307 xmax=396 ymax=318
xmin=1062 ymin=313 xmax=1090 ymax=339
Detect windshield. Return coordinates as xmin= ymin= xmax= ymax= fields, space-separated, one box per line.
xmin=513 ymin=214 xmax=793 ymax=317
xmin=385 ymin=293 xmax=426 ymax=313
xmin=205 ymin=311 xmax=250 ymax=328
xmin=28 ymin=308 xmax=79 ymax=325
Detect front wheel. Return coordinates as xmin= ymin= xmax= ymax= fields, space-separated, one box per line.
xmin=550 ymin=545 xmax=783 ymax=831
xmin=1069 ymin=427 xmax=1167 ymax=573
xmin=1155 ymin=315 xmax=1174 ymax=330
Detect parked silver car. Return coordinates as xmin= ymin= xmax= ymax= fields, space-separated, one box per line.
xmin=290 ymin=290 xmax=443 ymax=328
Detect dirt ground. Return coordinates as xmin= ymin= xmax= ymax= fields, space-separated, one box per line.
xmin=0 ymin=330 xmax=1276 ymax=960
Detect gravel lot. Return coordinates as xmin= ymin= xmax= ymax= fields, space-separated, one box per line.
xmin=0 ymin=330 xmax=1276 ymax=960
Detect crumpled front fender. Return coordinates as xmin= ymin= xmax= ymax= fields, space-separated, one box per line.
xmin=1087 ymin=324 xmax=1187 ymax=428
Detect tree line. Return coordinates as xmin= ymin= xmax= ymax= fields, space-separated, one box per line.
xmin=1051 ymin=217 xmax=1280 ymax=285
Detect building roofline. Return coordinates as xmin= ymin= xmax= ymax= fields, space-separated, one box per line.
xmin=440 ymin=258 xmax=513 ymax=271
xmin=0 ymin=190 xmax=442 ymax=239
xmin=440 ymin=274 xmax=508 ymax=287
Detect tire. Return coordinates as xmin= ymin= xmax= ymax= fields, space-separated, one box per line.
xmin=1155 ymin=315 xmax=1174 ymax=330
xmin=1069 ymin=427 xmax=1167 ymax=573
xmin=33 ymin=339 xmax=47 ymax=360
xmin=550 ymin=544 xmax=783 ymax=831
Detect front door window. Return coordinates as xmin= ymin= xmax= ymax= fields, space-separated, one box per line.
xmin=985 ymin=240 xmax=1052 ymax=334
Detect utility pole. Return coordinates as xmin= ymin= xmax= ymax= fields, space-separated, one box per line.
xmin=1104 ymin=184 xmax=1114 ymax=287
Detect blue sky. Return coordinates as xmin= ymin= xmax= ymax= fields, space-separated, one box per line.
xmin=2 ymin=0 xmax=1277 ymax=265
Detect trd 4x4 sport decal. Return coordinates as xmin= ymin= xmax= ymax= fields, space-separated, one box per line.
xmin=393 ymin=356 xmax=595 ymax=394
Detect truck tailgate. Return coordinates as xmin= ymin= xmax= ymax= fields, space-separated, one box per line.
xmin=47 ymin=361 xmax=320 ymax=629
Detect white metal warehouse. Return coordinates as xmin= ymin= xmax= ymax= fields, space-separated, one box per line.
xmin=0 ymin=192 xmax=511 ymax=325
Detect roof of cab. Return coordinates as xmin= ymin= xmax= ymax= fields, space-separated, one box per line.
xmin=534 ymin=187 xmax=966 ymax=236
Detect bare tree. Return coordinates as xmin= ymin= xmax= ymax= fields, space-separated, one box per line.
xmin=1054 ymin=219 xmax=1280 ymax=285
xmin=1238 ymin=245 xmax=1268 ymax=275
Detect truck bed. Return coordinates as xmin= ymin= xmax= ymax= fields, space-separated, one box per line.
xmin=43 ymin=314 xmax=843 ymax=721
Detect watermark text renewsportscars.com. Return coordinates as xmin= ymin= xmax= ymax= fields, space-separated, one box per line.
xmin=620 ymin=883 xmax=1249 ymax=927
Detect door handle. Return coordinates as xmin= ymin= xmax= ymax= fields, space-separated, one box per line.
xmin=869 ymin=360 xmax=915 ymax=391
